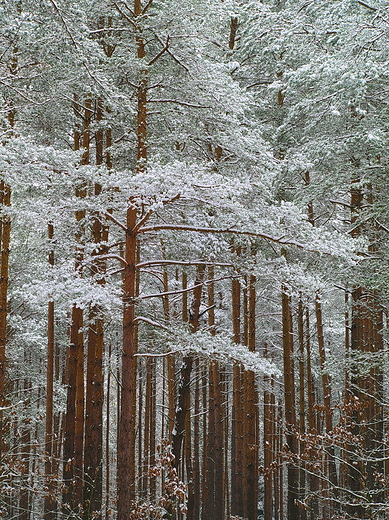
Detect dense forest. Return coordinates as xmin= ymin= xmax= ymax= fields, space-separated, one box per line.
xmin=1 ymin=0 xmax=389 ymax=519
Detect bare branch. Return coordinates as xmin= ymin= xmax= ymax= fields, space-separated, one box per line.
xmin=148 ymin=99 xmax=209 ymax=109
xmin=150 ymin=30 xmax=190 ymax=73
xmin=148 ymin=36 xmax=169 ymax=66
xmin=104 ymin=211 xmax=127 ymax=232
xmin=142 ymin=0 xmax=154 ymax=14
xmin=137 ymin=259 xmax=233 ymax=268
xmin=133 ymin=193 xmax=180 ymax=233
xmin=135 ymin=350 xmax=181 ymax=358
xmin=109 ymin=0 xmax=137 ymax=27
xmin=375 ymin=219 xmax=389 ymax=234
xmin=138 ymin=223 xmax=310 ymax=250
xmin=48 ymin=0 xmax=78 ymax=46
xmin=133 ymin=209 xmax=154 ymax=233
xmin=138 ymin=274 xmax=240 ymax=300
xmin=133 ymin=316 xmax=170 ymax=330
xmin=357 ymin=0 xmax=377 ymax=11
xmin=81 ymin=254 xmax=127 ymax=269
xmin=330 ymin=199 xmax=352 ymax=209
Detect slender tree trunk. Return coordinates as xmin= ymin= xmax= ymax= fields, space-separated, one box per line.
xmin=142 ymin=358 xmax=152 ymax=498
xmin=44 ymin=223 xmax=56 ymax=520
xmin=105 ymin=343 xmax=112 ymax=520
xmin=63 ymin=95 xmax=89 ymax=515
xmin=117 ymin=2 xmax=149 ymax=515
xmin=19 ymin=377 xmax=31 ymax=520
xmin=263 ymin=344 xmax=273 ymax=520
xmin=231 ymin=274 xmax=244 ymax=518
xmin=201 ymin=366 xmax=208 ymax=520
xmin=275 ymin=402 xmax=283 ymax=520
xmin=172 ymin=266 xmax=204 ymax=469
xmin=185 ymin=388 xmax=194 ymax=520
xmin=172 ymin=267 xmax=204 ymax=520
xmin=193 ymin=359 xmax=200 ymax=520
xmin=83 ymin=98 xmax=106 ymax=520
xmin=84 ymin=305 xmax=104 ymax=519
xmin=305 ymin=307 xmax=319 ymax=519
xmin=297 ymin=297 xmax=306 ymax=520
xmin=282 ymin=287 xmax=299 ymax=520
xmin=315 ymin=292 xmax=338 ymax=513
xmin=0 ymin=170 xmax=11 ymax=461
xmin=74 ymin=96 xmax=93 ymax=512
xmin=117 ymin=202 xmax=138 ymax=519
xmin=243 ymin=274 xmax=258 ymax=520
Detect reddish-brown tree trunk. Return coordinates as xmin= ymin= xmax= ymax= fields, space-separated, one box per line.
xmin=117 ymin=3 xmax=148 ymax=515
xmin=297 ymin=297 xmax=306 ymax=520
xmin=44 ymin=223 xmax=56 ymax=519
xmin=105 ymin=343 xmax=112 ymax=520
xmin=0 ymin=55 xmax=15 ymax=464
xmin=305 ymin=307 xmax=319 ymax=519
xmin=230 ymin=275 xmax=243 ymax=517
xmin=117 ymin=203 xmax=138 ymax=519
xmin=263 ymin=344 xmax=274 ymax=520
xmin=282 ymin=287 xmax=299 ymax=520
xmin=243 ymin=274 xmax=258 ymax=520
xmin=193 ymin=358 xmax=201 ymax=520
xmin=0 ymin=180 xmax=10 ymax=458
xmin=172 ymin=266 xmax=204 ymax=470
xmin=84 ymin=97 xmax=106 ymax=520
xmin=201 ymin=366 xmax=208 ymax=519
xmin=63 ymin=95 xmax=89 ymax=515
xmin=315 ymin=292 xmax=338 ymax=513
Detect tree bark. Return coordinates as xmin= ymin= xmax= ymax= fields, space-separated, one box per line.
xmin=44 ymin=223 xmax=56 ymax=520
xmin=315 ymin=292 xmax=338 ymax=513
xmin=282 ymin=287 xmax=299 ymax=520
xmin=263 ymin=343 xmax=274 ymax=520
xmin=243 ymin=274 xmax=258 ymax=520
xmin=230 ymin=275 xmax=243 ymax=517
xmin=117 ymin=203 xmax=138 ymax=519
xmin=172 ymin=265 xmax=205 ymax=472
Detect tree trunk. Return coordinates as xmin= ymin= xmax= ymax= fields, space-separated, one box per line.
xmin=297 ymin=297 xmax=306 ymax=520
xmin=230 ymin=275 xmax=243 ymax=518
xmin=117 ymin=203 xmax=138 ymax=519
xmin=315 ymin=292 xmax=338 ymax=513
xmin=263 ymin=343 xmax=274 ymax=520
xmin=305 ymin=307 xmax=319 ymax=519
xmin=84 ymin=97 xmax=107 ymax=520
xmin=0 ymin=184 xmax=11 ymax=463
xmin=243 ymin=274 xmax=258 ymax=520
xmin=172 ymin=265 xmax=204 ymax=471
xmin=44 ymin=223 xmax=56 ymax=520
xmin=282 ymin=287 xmax=299 ymax=520
xmin=63 ymin=94 xmax=89 ymax=515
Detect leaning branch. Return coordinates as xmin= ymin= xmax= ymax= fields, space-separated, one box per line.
xmin=80 ymin=254 xmax=127 ymax=269
xmin=104 ymin=211 xmax=127 ymax=232
xmin=142 ymin=0 xmax=154 ymax=14
xmin=148 ymin=36 xmax=169 ymax=66
xmin=137 ymin=259 xmax=233 ymax=269
xmin=138 ymin=223 xmax=309 ymax=250
xmin=133 ymin=316 xmax=170 ymax=331
xmin=148 ymin=99 xmax=209 ymax=109
xmin=48 ymin=0 xmax=78 ymax=47
xmin=357 ymin=0 xmax=377 ymax=11
xmin=109 ymin=0 xmax=137 ymax=27
xmin=138 ymin=274 xmax=240 ymax=301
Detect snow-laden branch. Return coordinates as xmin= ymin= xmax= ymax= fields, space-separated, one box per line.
xmin=138 ymin=274 xmax=239 ymax=300
xmin=166 ymin=329 xmax=282 ymax=378
xmin=134 ymin=316 xmax=170 ymax=331
xmin=137 ymin=259 xmax=233 ymax=269
xmin=138 ymin=223 xmax=309 ymax=250
xmin=104 ymin=211 xmax=127 ymax=231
